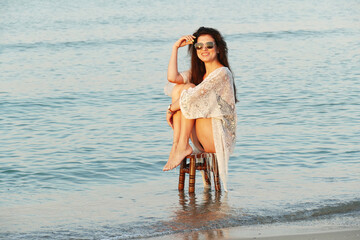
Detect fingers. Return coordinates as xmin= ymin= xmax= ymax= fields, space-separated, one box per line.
xmin=182 ymin=35 xmax=195 ymax=46
xmin=170 ymin=115 xmax=174 ymax=129
xmin=166 ymin=113 xmax=174 ymax=128
xmin=175 ymin=35 xmax=196 ymax=48
xmin=184 ymin=35 xmax=196 ymax=43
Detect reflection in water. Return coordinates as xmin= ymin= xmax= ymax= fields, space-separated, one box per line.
xmin=162 ymin=189 xmax=232 ymax=239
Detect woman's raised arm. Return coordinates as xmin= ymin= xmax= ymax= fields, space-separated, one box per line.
xmin=167 ymin=35 xmax=195 ymax=83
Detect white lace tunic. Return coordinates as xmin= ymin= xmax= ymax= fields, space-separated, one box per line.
xmin=165 ymin=67 xmax=237 ymax=191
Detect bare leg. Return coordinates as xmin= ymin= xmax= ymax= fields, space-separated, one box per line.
xmin=163 ymin=111 xmax=194 ymax=171
xmin=168 ymin=111 xmax=181 ymax=160
xmin=195 ymin=118 xmax=215 ymax=153
xmin=168 ymin=85 xmax=183 ymax=161
xmin=163 ymin=84 xmax=195 ymax=171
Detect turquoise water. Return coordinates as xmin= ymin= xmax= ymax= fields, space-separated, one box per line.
xmin=1 ymin=0 xmax=360 ymax=239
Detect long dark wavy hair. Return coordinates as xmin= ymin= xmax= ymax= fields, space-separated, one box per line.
xmin=188 ymin=26 xmax=238 ymax=103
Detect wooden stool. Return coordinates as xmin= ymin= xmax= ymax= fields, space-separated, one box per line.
xmin=178 ymin=153 xmax=221 ymax=193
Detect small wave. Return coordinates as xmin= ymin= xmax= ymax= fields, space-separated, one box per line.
xmin=0 ymin=36 xmax=167 ymax=52
xmin=227 ymin=28 xmax=351 ymax=40
xmin=270 ymin=200 xmax=360 ymax=223
xmin=2 ymin=199 xmax=358 ymax=240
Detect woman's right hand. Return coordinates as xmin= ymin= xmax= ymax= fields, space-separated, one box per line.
xmin=174 ymin=35 xmax=196 ymax=49
xmin=166 ymin=110 xmax=174 ymax=129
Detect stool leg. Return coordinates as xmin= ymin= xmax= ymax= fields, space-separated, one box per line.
xmin=178 ymin=158 xmax=186 ymax=191
xmin=201 ymin=170 xmax=211 ymax=188
xmin=213 ymin=157 xmax=221 ymax=191
xmin=202 ymin=160 xmax=211 ymax=188
xmin=189 ymin=156 xmax=196 ymax=193
xmin=204 ymin=170 xmax=211 ymax=187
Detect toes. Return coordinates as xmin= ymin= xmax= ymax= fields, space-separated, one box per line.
xmin=163 ymin=164 xmax=169 ymax=171
xmin=163 ymin=164 xmax=174 ymax=171
xmin=163 ymin=162 xmax=174 ymax=171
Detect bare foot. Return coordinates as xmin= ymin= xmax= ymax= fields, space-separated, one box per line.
xmin=162 ymin=143 xmax=177 ymax=172
xmin=163 ymin=145 xmax=193 ymax=171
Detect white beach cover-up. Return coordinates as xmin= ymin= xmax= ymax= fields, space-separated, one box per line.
xmin=164 ymin=67 xmax=237 ymax=191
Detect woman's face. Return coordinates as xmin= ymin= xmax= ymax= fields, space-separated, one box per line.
xmin=196 ymin=34 xmax=218 ymax=64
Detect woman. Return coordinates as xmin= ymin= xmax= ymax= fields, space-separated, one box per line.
xmin=163 ymin=27 xmax=237 ymax=191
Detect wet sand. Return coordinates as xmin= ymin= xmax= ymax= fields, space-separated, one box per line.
xmin=150 ymin=224 xmax=360 ymax=240
xmin=225 ymin=228 xmax=360 ymax=240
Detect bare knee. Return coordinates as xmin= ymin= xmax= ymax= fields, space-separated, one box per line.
xmin=171 ymin=83 xmax=195 ymax=100
xmin=171 ymin=84 xmax=184 ymax=100
xmin=183 ymin=83 xmax=196 ymax=90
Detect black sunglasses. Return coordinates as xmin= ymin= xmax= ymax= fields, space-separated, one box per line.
xmin=194 ymin=42 xmax=215 ymax=50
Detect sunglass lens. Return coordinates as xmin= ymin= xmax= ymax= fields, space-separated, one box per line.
xmin=194 ymin=43 xmax=203 ymax=50
xmin=194 ymin=42 xmax=214 ymax=50
xmin=205 ymin=42 xmax=214 ymax=49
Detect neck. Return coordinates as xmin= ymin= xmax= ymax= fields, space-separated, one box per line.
xmin=204 ymin=60 xmax=223 ymax=75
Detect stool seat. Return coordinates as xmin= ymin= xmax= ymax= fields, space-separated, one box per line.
xmin=178 ymin=153 xmax=221 ymax=193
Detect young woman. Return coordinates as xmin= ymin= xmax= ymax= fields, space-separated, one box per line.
xmin=163 ymin=27 xmax=237 ymax=191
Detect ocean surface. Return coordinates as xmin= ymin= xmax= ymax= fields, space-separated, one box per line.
xmin=1 ymin=0 xmax=359 ymax=239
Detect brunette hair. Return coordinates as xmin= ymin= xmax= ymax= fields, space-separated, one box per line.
xmin=188 ymin=26 xmax=238 ymax=103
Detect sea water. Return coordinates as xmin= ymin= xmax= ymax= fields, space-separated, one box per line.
xmin=1 ymin=0 xmax=359 ymax=239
